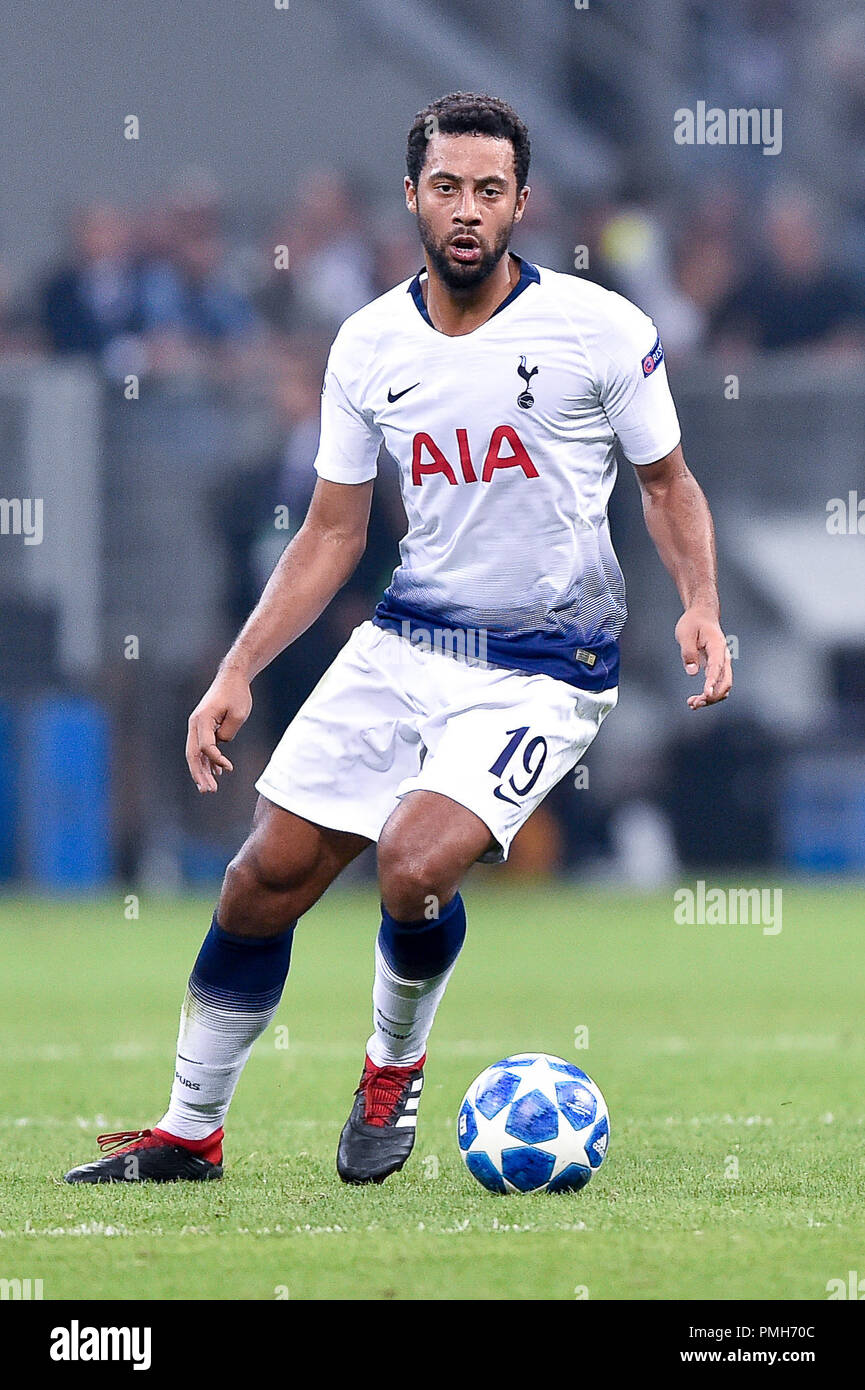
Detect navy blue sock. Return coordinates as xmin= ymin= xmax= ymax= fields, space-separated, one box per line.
xmin=159 ymin=913 xmax=296 ymax=1139
xmin=378 ymin=892 xmax=467 ymax=980
xmin=189 ymin=914 xmax=296 ymax=1011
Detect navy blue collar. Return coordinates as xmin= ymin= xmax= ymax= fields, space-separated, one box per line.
xmin=408 ymin=254 xmax=540 ymax=330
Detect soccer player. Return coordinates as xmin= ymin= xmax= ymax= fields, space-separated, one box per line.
xmin=65 ymin=93 xmax=732 ymax=1185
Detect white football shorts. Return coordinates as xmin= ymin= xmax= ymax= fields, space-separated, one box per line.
xmin=255 ymin=622 xmax=617 ymax=863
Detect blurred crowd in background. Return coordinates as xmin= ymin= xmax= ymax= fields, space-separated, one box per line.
xmin=6 ymin=1 xmax=865 ymax=364
xmin=2 ymin=165 xmax=865 ymax=377
xmin=0 ymin=1 xmax=862 ymax=423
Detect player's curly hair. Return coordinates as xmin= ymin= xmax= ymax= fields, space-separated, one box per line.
xmin=406 ymin=92 xmax=531 ymax=192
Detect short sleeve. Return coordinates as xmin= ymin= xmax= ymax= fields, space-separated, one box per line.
xmin=313 ymin=329 xmax=382 ymax=484
xmin=598 ymin=298 xmax=682 ymax=466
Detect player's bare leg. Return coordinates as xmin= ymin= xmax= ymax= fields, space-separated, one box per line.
xmin=65 ymin=800 xmax=370 ymax=1183
xmin=217 ymin=796 xmax=372 ymax=936
xmin=337 ymin=790 xmax=494 ymax=1184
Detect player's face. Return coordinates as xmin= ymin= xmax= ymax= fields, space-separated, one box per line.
xmin=406 ymin=133 xmax=529 ymax=291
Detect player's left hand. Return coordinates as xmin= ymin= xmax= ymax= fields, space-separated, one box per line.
xmin=675 ymin=608 xmax=733 ymax=709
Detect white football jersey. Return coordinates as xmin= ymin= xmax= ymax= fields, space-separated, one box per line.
xmin=313 ymin=257 xmax=681 ymax=691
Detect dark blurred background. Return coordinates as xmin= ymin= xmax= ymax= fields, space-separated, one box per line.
xmin=1 ymin=0 xmax=864 ymax=890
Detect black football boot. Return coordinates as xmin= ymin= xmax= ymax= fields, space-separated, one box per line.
xmin=64 ymin=1127 xmax=224 ymax=1183
xmin=337 ymin=1054 xmax=425 ymax=1184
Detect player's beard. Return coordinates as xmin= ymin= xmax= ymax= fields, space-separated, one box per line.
xmin=417 ymin=211 xmax=513 ymax=291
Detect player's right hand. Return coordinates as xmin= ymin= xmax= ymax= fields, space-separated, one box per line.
xmin=185 ymin=669 xmax=253 ymax=793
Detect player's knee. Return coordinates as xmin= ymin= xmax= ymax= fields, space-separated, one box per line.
xmin=377 ymin=834 xmax=455 ymax=921
xmin=219 ymin=840 xmax=313 ymax=933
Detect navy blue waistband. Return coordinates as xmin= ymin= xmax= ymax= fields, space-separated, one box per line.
xmin=371 ymin=593 xmax=619 ymax=692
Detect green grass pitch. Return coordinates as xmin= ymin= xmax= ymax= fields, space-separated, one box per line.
xmin=1 ymin=882 xmax=863 ymax=1301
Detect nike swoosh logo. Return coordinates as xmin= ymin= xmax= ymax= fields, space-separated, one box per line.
xmin=387 ymin=382 xmax=420 ymax=402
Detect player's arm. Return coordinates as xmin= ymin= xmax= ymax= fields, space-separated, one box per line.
xmin=635 ymin=443 xmax=732 ymax=710
xmin=186 ymin=477 xmax=373 ymax=792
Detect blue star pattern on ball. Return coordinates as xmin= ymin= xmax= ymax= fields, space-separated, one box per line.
xmin=456 ymin=1053 xmax=610 ymax=1195
xmin=555 ymin=1079 xmax=597 ymax=1131
xmin=505 ymin=1088 xmax=559 ymax=1143
xmin=475 ymin=1070 xmax=522 ymax=1120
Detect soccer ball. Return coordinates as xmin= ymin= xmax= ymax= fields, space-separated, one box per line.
xmin=457 ymin=1053 xmax=610 ymax=1194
